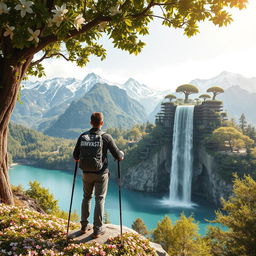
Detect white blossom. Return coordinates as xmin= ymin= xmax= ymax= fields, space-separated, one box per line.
xmin=0 ymin=2 xmax=9 ymax=15
xmin=52 ymin=4 xmax=68 ymax=27
xmin=15 ymin=0 xmax=34 ymax=18
xmin=74 ymin=14 xmax=85 ymax=30
xmin=109 ymin=5 xmax=122 ymax=16
xmin=3 ymin=24 xmax=15 ymax=40
xmin=27 ymin=28 xmax=40 ymax=43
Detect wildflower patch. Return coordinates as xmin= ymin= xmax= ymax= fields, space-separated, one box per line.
xmin=0 ymin=204 xmax=157 ymax=255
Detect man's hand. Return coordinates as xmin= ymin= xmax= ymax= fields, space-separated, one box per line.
xmin=119 ymin=151 xmax=124 ymax=161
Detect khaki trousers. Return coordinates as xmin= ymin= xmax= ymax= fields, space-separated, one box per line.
xmin=81 ymin=172 xmax=109 ymax=232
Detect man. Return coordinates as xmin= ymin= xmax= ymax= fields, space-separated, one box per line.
xmin=73 ymin=112 xmax=124 ymax=238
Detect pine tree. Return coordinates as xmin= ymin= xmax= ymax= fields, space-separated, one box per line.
xmin=153 ymin=215 xmax=212 ymax=256
xmin=239 ymin=113 xmax=247 ymax=133
xmin=131 ymin=218 xmax=148 ymax=236
xmin=207 ymin=175 xmax=256 ymax=256
xmin=103 ymin=211 xmax=111 ymax=224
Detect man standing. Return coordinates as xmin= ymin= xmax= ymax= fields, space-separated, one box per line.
xmin=73 ymin=112 xmax=124 ymax=238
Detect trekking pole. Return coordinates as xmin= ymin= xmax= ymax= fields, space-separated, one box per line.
xmin=66 ymin=161 xmax=78 ymax=240
xmin=117 ymin=160 xmax=123 ymax=243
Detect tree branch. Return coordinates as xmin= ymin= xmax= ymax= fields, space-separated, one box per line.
xmin=20 ymin=15 xmax=112 ymax=60
xmin=30 ymin=51 xmax=70 ymax=67
xmin=46 ymin=52 xmax=70 ymax=61
xmin=30 ymin=51 xmax=49 ymax=67
xmin=131 ymin=0 xmax=155 ymax=18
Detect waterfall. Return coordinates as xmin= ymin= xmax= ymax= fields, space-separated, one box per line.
xmin=169 ymin=105 xmax=194 ymax=205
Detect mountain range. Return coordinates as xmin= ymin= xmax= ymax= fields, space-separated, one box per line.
xmin=12 ymin=71 xmax=256 ymax=138
xmin=45 ymin=83 xmax=146 ymax=138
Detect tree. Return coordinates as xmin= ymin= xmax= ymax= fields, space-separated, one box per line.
xmin=25 ymin=180 xmax=59 ymax=214
xmin=132 ymin=218 xmax=148 ymax=236
xmin=207 ymin=175 xmax=256 ymax=256
xmin=212 ymin=126 xmax=254 ymax=152
xmin=245 ymin=124 xmax=256 ymax=144
xmin=239 ymin=113 xmax=247 ymax=133
xmin=0 ymin=0 xmax=248 ymax=204
xmin=199 ymin=94 xmax=211 ymax=101
xmin=103 ymin=211 xmax=111 ymax=224
xmin=164 ymin=94 xmax=176 ymax=102
xmin=176 ymin=84 xmax=199 ymax=103
xmin=207 ymin=86 xmax=224 ymax=100
xmin=153 ymin=215 xmax=212 ymax=256
xmin=152 ymin=216 xmax=173 ymax=253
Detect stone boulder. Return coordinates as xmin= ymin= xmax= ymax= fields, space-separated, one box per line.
xmin=69 ymin=224 xmax=168 ymax=256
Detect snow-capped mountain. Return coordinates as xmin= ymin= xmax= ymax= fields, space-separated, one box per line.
xmin=191 ymin=71 xmax=256 ymax=93
xmin=189 ymin=71 xmax=256 ymax=125
xmin=14 ymin=73 xmax=167 ymax=130
xmin=21 ymin=73 xmax=108 ymax=107
xmin=117 ymin=78 xmax=170 ymax=114
xmin=19 ymin=73 xmax=169 ymax=121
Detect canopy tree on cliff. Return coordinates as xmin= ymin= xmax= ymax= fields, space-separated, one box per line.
xmin=0 ymin=0 xmax=248 ymax=204
xmin=199 ymin=94 xmax=211 ymax=101
xmin=207 ymin=86 xmax=225 ymax=100
xmin=176 ymin=84 xmax=199 ymax=103
xmin=164 ymin=94 xmax=176 ymax=102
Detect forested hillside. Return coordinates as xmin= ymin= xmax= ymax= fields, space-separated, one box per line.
xmin=8 ymin=122 xmax=154 ymax=172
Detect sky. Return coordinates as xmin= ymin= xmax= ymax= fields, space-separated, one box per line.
xmin=41 ymin=1 xmax=256 ymax=91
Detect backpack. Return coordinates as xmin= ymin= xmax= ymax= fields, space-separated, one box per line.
xmin=79 ymin=130 xmax=105 ymax=172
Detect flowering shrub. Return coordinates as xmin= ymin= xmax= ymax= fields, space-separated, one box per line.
xmin=0 ymin=204 xmax=157 ymax=256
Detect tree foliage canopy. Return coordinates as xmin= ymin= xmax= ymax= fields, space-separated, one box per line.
xmin=176 ymin=84 xmax=199 ymax=102
xmin=199 ymin=94 xmax=211 ymax=101
xmin=164 ymin=94 xmax=176 ymax=102
xmin=0 ymin=0 xmax=248 ymax=77
xmin=153 ymin=215 xmax=212 ymax=256
xmin=208 ymin=175 xmax=256 ymax=256
xmin=207 ymin=86 xmax=225 ymax=100
xmin=212 ymin=126 xmax=254 ymax=152
xmin=176 ymin=84 xmax=199 ymax=94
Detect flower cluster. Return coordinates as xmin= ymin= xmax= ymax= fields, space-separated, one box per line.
xmin=0 ymin=203 xmax=157 ymax=256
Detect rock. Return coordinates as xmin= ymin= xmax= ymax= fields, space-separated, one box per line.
xmin=69 ymin=224 xmax=169 ymax=256
xmin=13 ymin=191 xmax=45 ymax=214
xmin=193 ymin=146 xmax=233 ymax=206
xmin=122 ymin=145 xmax=171 ymax=193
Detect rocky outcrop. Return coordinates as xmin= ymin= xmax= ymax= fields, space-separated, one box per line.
xmin=192 ymin=146 xmax=233 ymax=206
xmin=122 ymin=145 xmax=171 ymax=192
xmin=70 ymin=224 xmax=169 ymax=256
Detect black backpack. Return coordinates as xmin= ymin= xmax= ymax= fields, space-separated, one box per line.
xmin=79 ymin=131 xmax=105 ymax=172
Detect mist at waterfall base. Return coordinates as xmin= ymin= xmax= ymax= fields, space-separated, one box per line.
xmin=10 ymin=165 xmax=218 ymax=235
xmin=161 ymin=105 xmax=196 ymax=208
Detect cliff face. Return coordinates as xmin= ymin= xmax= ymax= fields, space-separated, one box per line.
xmin=123 ymin=143 xmax=232 ymax=206
xmin=122 ymin=145 xmax=171 ymax=193
xmin=193 ymin=146 xmax=233 ymax=206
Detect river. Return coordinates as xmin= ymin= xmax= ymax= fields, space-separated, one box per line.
xmin=9 ymin=164 xmax=218 ymax=235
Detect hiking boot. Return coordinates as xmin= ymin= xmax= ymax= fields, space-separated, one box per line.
xmin=93 ymin=228 xmax=106 ymax=238
xmin=68 ymin=225 xmax=91 ymax=238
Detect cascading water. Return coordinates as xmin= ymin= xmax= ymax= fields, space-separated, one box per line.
xmin=169 ymin=105 xmax=194 ymax=206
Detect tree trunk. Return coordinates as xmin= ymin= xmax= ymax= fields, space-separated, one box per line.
xmin=213 ymin=93 xmax=216 ymax=100
xmin=0 ymin=56 xmax=32 ymax=204
xmin=184 ymin=93 xmax=189 ymax=103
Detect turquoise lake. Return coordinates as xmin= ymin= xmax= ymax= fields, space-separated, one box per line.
xmin=9 ymin=165 xmax=218 ymax=235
